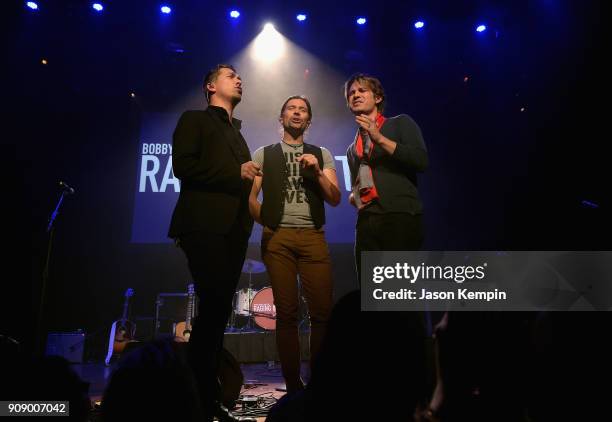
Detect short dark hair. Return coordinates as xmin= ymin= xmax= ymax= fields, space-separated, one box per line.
xmin=203 ymin=64 xmax=236 ymax=102
xmin=343 ymin=73 xmax=386 ymax=113
xmin=279 ymin=95 xmax=313 ymax=121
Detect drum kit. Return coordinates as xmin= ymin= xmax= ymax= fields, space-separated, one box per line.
xmin=228 ymin=258 xmax=309 ymax=332
xmin=228 ymin=259 xmax=277 ymax=331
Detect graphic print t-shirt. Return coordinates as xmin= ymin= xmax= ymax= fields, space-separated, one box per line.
xmin=252 ymin=142 xmax=336 ymax=227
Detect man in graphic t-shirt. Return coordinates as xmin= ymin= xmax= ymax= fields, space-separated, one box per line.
xmin=249 ymin=95 xmax=340 ymax=394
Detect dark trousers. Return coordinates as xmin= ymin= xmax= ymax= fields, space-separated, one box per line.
xmin=261 ymin=227 xmax=334 ymax=393
xmin=353 ymin=212 xmax=429 ymax=406
xmin=355 ymin=212 xmax=424 ymax=286
xmin=178 ymin=220 xmax=249 ymax=419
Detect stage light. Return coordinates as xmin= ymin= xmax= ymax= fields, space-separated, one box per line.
xmin=414 ymin=21 xmax=425 ymax=29
xmin=92 ymin=3 xmax=103 ymax=12
xmin=296 ymin=14 xmax=307 ymax=22
xmin=252 ymin=23 xmax=286 ymax=62
xmin=356 ymin=17 xmax=367 ymax=25
xmin=160 ymin=6 xmax=171 ymax=14
xmin=230 ymin=10 xmax=240 ymax=18
xmin=130 ymin=92 xmax=136 ymax=98
xmin=41 ymin=58 xmax=48 ymax=65
xmin=581 ymin=200 xmax=599 ymax=209
xmin=26 ymin=2 xmax=38 ymax=10
xmin=476 ymin=24 xmax=487 ymax=33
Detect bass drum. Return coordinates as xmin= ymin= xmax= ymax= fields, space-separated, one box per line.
xmin=250 ymin=287 xmax=276 ymax=330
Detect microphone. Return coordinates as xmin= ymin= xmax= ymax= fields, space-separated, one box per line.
xmin=59 ymin=181 xmax=75 ymax=195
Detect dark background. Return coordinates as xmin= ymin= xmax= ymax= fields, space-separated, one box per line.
xmin=7 ymin=0 xmax=608 ymax=358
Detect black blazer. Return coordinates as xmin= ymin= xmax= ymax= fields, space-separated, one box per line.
xmin=168 ymin=107 xmax=254 ymax=238
xmin=346 ymin=114 xmax=428 ymax=215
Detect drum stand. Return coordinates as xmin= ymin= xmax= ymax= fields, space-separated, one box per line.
xmin=227 ymin=300 xmax=237 ymax=332
xmin=241 ymin=269 xmax=255 ymax=332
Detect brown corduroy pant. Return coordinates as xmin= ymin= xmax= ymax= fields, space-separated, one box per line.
xmin=261 ymin=227 xmax=334 ymax=393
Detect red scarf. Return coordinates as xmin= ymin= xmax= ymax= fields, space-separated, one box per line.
xmin=355 ymin=113 xmax=386 ymax=206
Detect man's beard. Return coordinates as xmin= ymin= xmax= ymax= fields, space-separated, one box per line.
xmin=283 ymin=124 xmax=306 ymax=139
xmin=230 ymin=94 xmax=242 ymax=106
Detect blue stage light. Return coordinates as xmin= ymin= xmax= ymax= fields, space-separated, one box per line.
xmin=582 ymin=200 xmax=600 ymax=209
xmin=476 ymin=24 xmax=487 ymax=33
xmin=230 ymin=10 xmax=240 ymax=18
xmin=161 ymin=6 xmax=171 ymax=14
xmin=296 ymin=14 xmax=307 ymax=22
xmin=26 ymin=2 xmax=38 ymax=10
xmin=356 ymin=17 xmax=366 ymax=25
xmin=414 ymin=21 xmax=425 ymax=29
xmin=92 ymin=3 xmax=103 ymax=12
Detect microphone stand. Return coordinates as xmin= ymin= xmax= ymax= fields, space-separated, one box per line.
xmin=36 ymin=188 xmax=70 ymax=356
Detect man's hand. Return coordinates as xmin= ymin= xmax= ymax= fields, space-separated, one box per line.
xmin=241 ymin=161 xmax=262 ymax=181
xmin=355 ymin=114 xmax=382 ymax=143
xmin=296 ymin=154 xmax=321 ymax=175
xmin=349 ymin=192 xmax=357 ymax=208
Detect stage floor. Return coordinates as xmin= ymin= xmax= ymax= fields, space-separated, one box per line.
xmin=73 ymin=360 xmax=308 ymax=421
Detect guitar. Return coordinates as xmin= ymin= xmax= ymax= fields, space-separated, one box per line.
xmin=105 ymin=288 xmax=137 ymax=365
xmin=174 ymin=283 xmax=196 ymax=342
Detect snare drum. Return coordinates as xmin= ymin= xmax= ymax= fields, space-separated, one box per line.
xmin=233 ymin=288 xmax=256 ymax=316
xmin=250 ymin=287 xmax=276 ymax=330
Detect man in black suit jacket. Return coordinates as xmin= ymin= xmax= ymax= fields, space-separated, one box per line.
xmin=169 ymin=64 xmax=260 ymax=422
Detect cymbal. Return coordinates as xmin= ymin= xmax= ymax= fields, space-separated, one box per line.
xmin=242 ymin=259 xmax=266 ymax=274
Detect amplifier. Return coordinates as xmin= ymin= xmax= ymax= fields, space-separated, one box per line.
xmin=45 ymin=330 xmax=85 ymax=363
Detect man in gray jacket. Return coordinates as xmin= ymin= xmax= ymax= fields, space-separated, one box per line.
xmin=345 ymin=73 xmax=428 ymax=285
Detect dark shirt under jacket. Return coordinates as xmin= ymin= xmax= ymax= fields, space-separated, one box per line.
xmin=168 ymin=106 xmax=253 ymax=238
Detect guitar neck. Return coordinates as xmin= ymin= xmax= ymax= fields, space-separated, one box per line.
xmin=121 ymin=296 xmax=131 ymax=321
xmin=186 ymin=294 xmax=194 ymax=328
